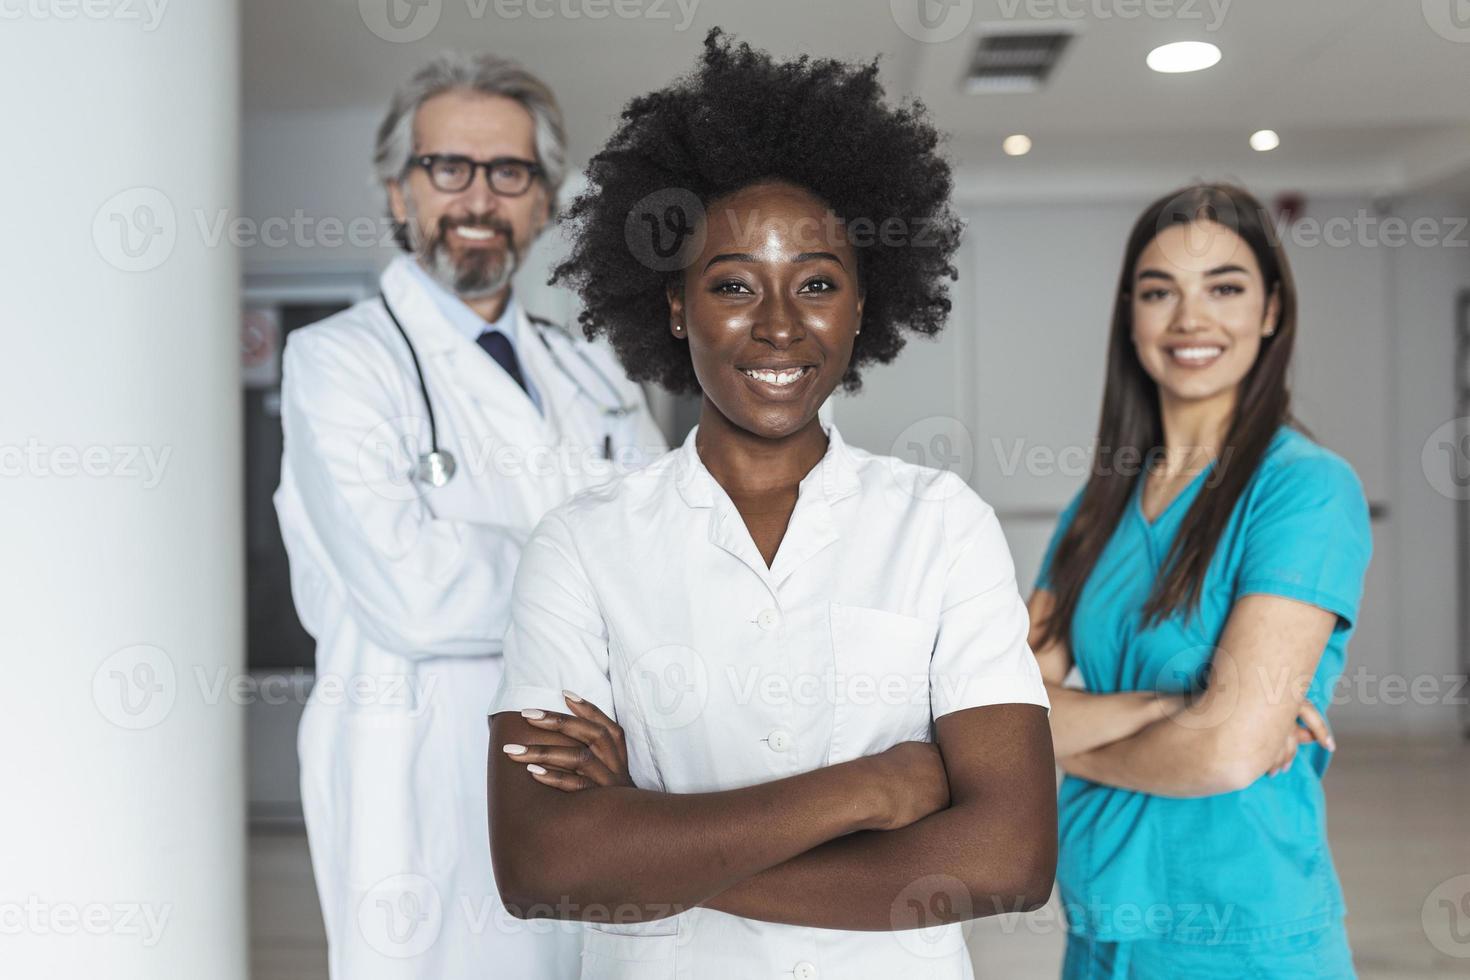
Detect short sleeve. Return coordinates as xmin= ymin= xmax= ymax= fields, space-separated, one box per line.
xmin=930 ymin=477 xmax=1051 ymax=719
xmin=1236 ymin=453 xmax=1372 ymax=631
xmin=1034 ymin=486 xmax=1085 ymax=592
xmin=489 ymin=510 xmax=617 ymax=716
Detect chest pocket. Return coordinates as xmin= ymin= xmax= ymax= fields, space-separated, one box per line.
xmin=828 ymin=603 xmax=935 ymax=763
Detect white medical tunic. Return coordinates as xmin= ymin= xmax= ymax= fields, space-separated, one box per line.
xmin=491 ymin=424 xmax=1050 ymax=980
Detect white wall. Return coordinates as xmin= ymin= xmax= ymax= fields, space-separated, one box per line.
xmin=1381 ymin=197 xmax=1469 ymax=737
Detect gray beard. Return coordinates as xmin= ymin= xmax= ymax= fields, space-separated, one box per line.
xmin=404 ymin=197 xmax=519 ymax=299
xmin=419 ymin=234 xmax=517 ymax=299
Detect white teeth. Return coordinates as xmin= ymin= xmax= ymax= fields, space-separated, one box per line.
xmin=453 ymin=226 xmax=498 ymax=240
xmin=1171 ymin=346 xmax=1223 ymax=362
xmin=742 ymin=367 xmax=808 ymax=386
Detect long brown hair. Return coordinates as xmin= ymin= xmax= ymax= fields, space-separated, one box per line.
xmin=1037 ymin=183 xmax=1300 ymax=648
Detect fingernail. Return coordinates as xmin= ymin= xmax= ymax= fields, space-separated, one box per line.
xmin=502 ymin=743 xmax=526 ymax=755
xmin=526 ymin=764 xmax=547 ymax=775
xmin=563 ymin=690 xmax=583 ymax=703
xmin=1326 ymin=738 xmax=1336 ymax=751
xmin=521 ymin=709 xmax=545 ymax=720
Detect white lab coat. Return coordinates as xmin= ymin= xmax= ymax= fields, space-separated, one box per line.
xmin=273 ymin=255 xmax=666 ymax=980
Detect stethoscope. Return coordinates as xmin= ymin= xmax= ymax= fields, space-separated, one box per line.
xmin=380 ymin=293 xmax=637 ymax=488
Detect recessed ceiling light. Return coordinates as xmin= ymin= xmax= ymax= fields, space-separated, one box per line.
xmin=1002 ymin=134 xmax=1033 ymax=157
xmin=1250 ymin=129 xmax=1281 ymax=152
xmin=1146 ymin=41 xmax=1222 ymax=74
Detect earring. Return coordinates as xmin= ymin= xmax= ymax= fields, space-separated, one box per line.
xmin=673 ymin=322 xmax=684 ymax=335
xmin=1264 ymin=327 xmax=1276 ymax=337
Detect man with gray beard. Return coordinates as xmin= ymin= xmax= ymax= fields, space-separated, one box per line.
xmin=273 ymin=53 xmax=665 ymax=980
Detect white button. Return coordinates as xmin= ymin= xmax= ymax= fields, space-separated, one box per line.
xmin=767 ymin=729 xmax=792 ymax=752
xmin=756 ymin=608 xmax=780 ymax=631
xmin=793 ymin=962 xmax=817 ymax=980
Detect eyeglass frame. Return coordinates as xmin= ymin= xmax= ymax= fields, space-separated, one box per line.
xmin=404 ymin=153 xmax=545 ymax=196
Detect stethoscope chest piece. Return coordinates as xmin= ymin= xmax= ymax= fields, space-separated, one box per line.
xmin=415 ymin=449 xmax=456 ymax=488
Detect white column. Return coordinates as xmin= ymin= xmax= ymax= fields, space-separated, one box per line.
xmin=0 ymin=2 xmax=246 ymax=978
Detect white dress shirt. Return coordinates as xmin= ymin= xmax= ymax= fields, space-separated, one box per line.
xmin=491 ymin=423 xmax=1049 ymax=980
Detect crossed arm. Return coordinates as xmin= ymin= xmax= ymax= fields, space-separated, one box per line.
xmin=488 ymin=700 xmax=1055 ymax=929
xmin=1027 ymin=589 xmax=1338 ymax=798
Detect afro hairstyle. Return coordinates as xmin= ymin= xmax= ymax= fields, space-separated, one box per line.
xmin=551 ymin=27 xmax=965 ymax=394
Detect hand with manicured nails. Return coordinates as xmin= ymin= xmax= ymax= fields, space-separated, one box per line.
xmin=500 ymin=691 xmax=952 ymax=832
xmin=501 ymin=691 xmax=635 ymax=791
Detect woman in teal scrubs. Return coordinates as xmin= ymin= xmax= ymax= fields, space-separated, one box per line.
xmin=1029 ymin=183 xmax=1372 ymax=978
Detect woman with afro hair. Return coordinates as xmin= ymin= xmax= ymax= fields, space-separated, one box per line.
xmin=488 ymin=29 xmax=1056 ymax=979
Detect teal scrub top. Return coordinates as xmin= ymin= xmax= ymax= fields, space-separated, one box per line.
xmin=1035 ymin=426 xmax=1373 ymax=945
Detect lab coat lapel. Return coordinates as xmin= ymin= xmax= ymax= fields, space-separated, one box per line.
xmin=441 ymin=307 xmax=547 ymax=441
xmin=768 ymin=427 xmax=859 ymax=587
xmin=672 ymin=428 xmax=774 ymax=589
xmin=379 ymin=256 xmax=462 ymax=357
xmin=382 ymin=258 xmax=550 ymax=454
xmin=673 ymin=425 xmax=860 ymax=591
xmin=708 ymin=497 xmax=777 ymax=589
xmin=512 ymin=309 xmax=563 ymax=421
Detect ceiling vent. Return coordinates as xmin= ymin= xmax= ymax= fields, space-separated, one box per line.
xmin=963 ymin=30 xmax=1074 ymax=93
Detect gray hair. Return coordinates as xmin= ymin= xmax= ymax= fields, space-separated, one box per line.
xmin=374 ymin=51 xmax=568 ymax=214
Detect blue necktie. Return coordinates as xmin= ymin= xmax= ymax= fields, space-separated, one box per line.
xmin=476 ymin=328 xmax=530 ymax=398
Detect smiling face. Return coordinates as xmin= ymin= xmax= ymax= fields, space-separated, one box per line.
xmin=667 ymin=181 xmax=864 ymax=441
xmin=1130 ymin=220 xmax=1280 ymax=408
xmin=387 ymin=89 xmax=550 ymax=301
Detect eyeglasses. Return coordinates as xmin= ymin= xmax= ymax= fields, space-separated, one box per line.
xmin=407 ymin=154 xmax=543 ymax=196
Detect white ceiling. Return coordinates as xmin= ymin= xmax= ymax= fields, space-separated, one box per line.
xmin=244 ymin=0 xmax=1470 ymax=198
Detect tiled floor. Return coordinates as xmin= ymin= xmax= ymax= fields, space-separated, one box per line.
xmin=250 ymin=735 xmax=1470 ymax=979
